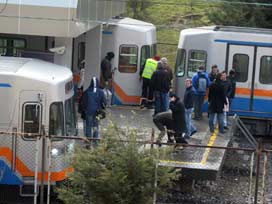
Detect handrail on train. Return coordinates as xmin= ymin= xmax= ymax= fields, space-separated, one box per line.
xmin=232 ymin=114 xmax=258 ymax=149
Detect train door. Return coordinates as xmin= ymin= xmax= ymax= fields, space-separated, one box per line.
xmin=16 ymin=91 xmax=45 ymax=180
xmin=228 ymin=45 xmax=255 ymax=113
xmin=113 ymin=44 xmax=155 ymax=105
xmin=253 ymin=47 xmax=272 ymax=116
xmin=113 ymin=44 xmax=141 ymax=105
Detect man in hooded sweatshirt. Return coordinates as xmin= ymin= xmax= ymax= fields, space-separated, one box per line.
xmin=82 ymin=77 xmax=106 ymax=142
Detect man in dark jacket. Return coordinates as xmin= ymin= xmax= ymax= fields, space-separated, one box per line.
xmin=169 ymin=93 xmax=188 ymax=144
xmin=221 ymin=71 xmax=232 ymax=128
xmin=208 ymin=64 xmax=219 ymax=82
xmin=82 ymin=77 xmax=106 ymax=141
xmin=151 ymin=62 xmax=171 ymax=115
xmin=100 ymin=52 xmax=115 ymax=89
xmin=184 ymin=78 xmax=197 ymax=138
xmin=208 ymin=73 xmax=227 ymax=134
xmin=153 ymin=111 xmax=175 ymax=144
xmin=227 ymin=69 xmax=236 ymax=109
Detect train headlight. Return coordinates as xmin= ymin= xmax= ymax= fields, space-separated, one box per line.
xmin=51 ymin=148 xmax=59 ymax=156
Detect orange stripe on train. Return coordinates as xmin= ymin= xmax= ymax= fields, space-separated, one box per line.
xmin=113 ymin=82 xmax=141 ymax=104
xmin=0 ymin=147 xmax=73 ymax=182
xmin=236 ymin=88 xmax=272 ymax=97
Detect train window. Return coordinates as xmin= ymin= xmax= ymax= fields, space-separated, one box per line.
xmin=175 ymin=49 xmax=186 ymax=77
xmin=233 ymin=54 xmax=249 ymax=82
xmin=151 ymin=44 xmax=157 ymax=57
xmin=260 ymin=56 xmax=272 ymax=84
xmin=65 ymin=97 xmax=77 ymax=136
xmin=118 ymin=45 xmax=138 ymax=73
xmin=188 ymin=50 xmax=207 ymax=77
xmin=141 ymin=45 xmax=150 ymax=69
xmin=0 ymin=37 xmax=26 ymax=56
xmin=22 ymin=103 xmax=42 ymax=136
xmin=77 ymin=42 xmax=85 ymax=68
xmin=49 ymin=102 xmax=64 ymax=136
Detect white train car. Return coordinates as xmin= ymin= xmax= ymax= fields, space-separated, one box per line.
xmin=101 ymin=17 xmax=157 ymax=105
xmin=0 ymin=57 xmax=76 ymax=195
xmin=73 ymin=17 xmax=157 ymax=105
xmin=175 ymin=26 xmax=272 ymax=135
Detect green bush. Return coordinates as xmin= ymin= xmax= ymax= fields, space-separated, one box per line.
xmin=57 ymin=124 xmax=177 ymax=204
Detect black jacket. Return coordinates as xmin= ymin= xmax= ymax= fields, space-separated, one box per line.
xmin=151 ymin=69 xmax=171 ymax=93
xmin=169 ymin=98 xmax=186 ymax=134
xmin=208 ymin=80 xmax=227 ymax=113
xmin=227 ymin=75 xmax=236 ymax=99
xmin=183 ymin=86 xmax=195 ymax=109
xmin=221 ymin=79 xmax=232 ymax=99
xmin=101 ymin=58 xmax=112 ymax=81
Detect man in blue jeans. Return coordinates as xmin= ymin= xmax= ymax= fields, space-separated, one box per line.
xmin=82 ymin=77 xmax=106 ymax=144
xmin=192 ymin=66 xmax=210 ymax=120
xmin=184 ymin=78 xmax=197 ymax=138
xmin=208 ymin=73 xmax=227 ymax=134
xmin=151 ymin=62 xmax=171 ymax=115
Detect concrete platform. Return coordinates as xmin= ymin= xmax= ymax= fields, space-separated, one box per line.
xmin=78 ymin=106 xmax=232 ymax=181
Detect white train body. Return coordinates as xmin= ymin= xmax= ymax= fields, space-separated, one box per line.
xmin=0 ymin=57 xmax=76 ymax=186
xmin=175 ymin=26 xmax=272 ymax=135
xmin=101 ymin=17 xmax=157 ymax=105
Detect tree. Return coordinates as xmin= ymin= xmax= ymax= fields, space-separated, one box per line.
xmin=207 ymin=0 xmax=272 ymax=29
xmin=57 ymin=124 xmax=177 ymax=204
xmin=125 ymin=0 xmax=149 ymax=20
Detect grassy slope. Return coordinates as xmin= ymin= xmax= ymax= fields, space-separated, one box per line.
xmin=142 ymin=0 xmax=212 ymax=68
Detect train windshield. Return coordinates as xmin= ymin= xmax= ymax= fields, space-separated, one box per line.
xmin=65 ymin=97 xmax=77 ymax=136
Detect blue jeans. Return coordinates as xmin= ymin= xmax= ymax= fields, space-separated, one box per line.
xmin=209 ymin=112 xmax=224 ymax=133
xmin=193 ymin=95 xmax=205 ymax=119
xmin=185 ymin=108 xmax=196 ymax=136
xmin=154 ymin=91 xmax=169 ymax=115
xmin=85 ymin=114 xmax=99 ymax=140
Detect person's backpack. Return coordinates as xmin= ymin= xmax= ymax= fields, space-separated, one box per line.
xmin=197 ymin=73 xmax=208 ymax=93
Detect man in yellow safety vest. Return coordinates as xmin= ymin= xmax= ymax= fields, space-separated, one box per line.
xmin=139 ymin=55 xmax=160 ymax=108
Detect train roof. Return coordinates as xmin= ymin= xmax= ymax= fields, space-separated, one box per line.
xmin=0 ymin=57 xmax=72 ymax=84
xmin=107 ymin=17 xmax=155 ymax=32
xmin=182 ymin=26 xmax=272 ymax=35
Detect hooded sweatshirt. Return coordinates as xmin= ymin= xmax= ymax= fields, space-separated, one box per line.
xmin=82 ymin=77 xmax=106 ymax=115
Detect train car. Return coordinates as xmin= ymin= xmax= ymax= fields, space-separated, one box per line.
xmin=174 ymin=26 xmax=272 ymax=136
xmin=101 ymin=17 xmax=157 ymax=105
xmin=0 ymin=57 xmax=76 ymax=198
xmin=73 ymin=17 xmax=158 ymax=105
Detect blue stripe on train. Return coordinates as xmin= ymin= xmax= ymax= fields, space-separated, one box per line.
xmin=215 ymin=39 xmax=272 ymax=47
xmin=231 ymin=97 xmax=272 ymax=118
xmin=0 ymin=83 xmax=12 ymax=88
xmin=0 ymin=160 xmax=23 ymax=185
xmin=203 ymin=97 xmax=272 ymax=118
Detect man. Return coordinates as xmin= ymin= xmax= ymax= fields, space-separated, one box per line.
xmin=100 ymin=52 xmax=115 ymax=89
xmin=169 ymin=93 xmax=188 ymax=145
xmin=153 ymin=111 xmax=175 ymax=144
xmin=151 ymin=62 xmax=171 ymax=115
xmin=184 ymin=78 xmax=197 ymax=138
xmin=209 ymin=64 xmax=219 ymax=82
xmin=208 ymin=73 xmax=227 ymax=134
xmin=82 ymin=77 xmax=107 ymax=144
xmin=227 ymin=69 xmax=236 ymax=110
xmin=221 ymin=71 xmax=232 ymax=129
xmin=139 ymin=55 xmax=160 ymax=108
xmin=192 ymin=66 xmax=210 ymax=120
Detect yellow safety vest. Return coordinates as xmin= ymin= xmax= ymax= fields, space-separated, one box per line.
xmin=142 ymin=58 xmax=158 ymax=79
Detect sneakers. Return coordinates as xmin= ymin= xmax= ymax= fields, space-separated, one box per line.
xmin=224 ymin=126 xmax=229 ymax=130
xmin=190 ymin=130 xmax=197 ymax=137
